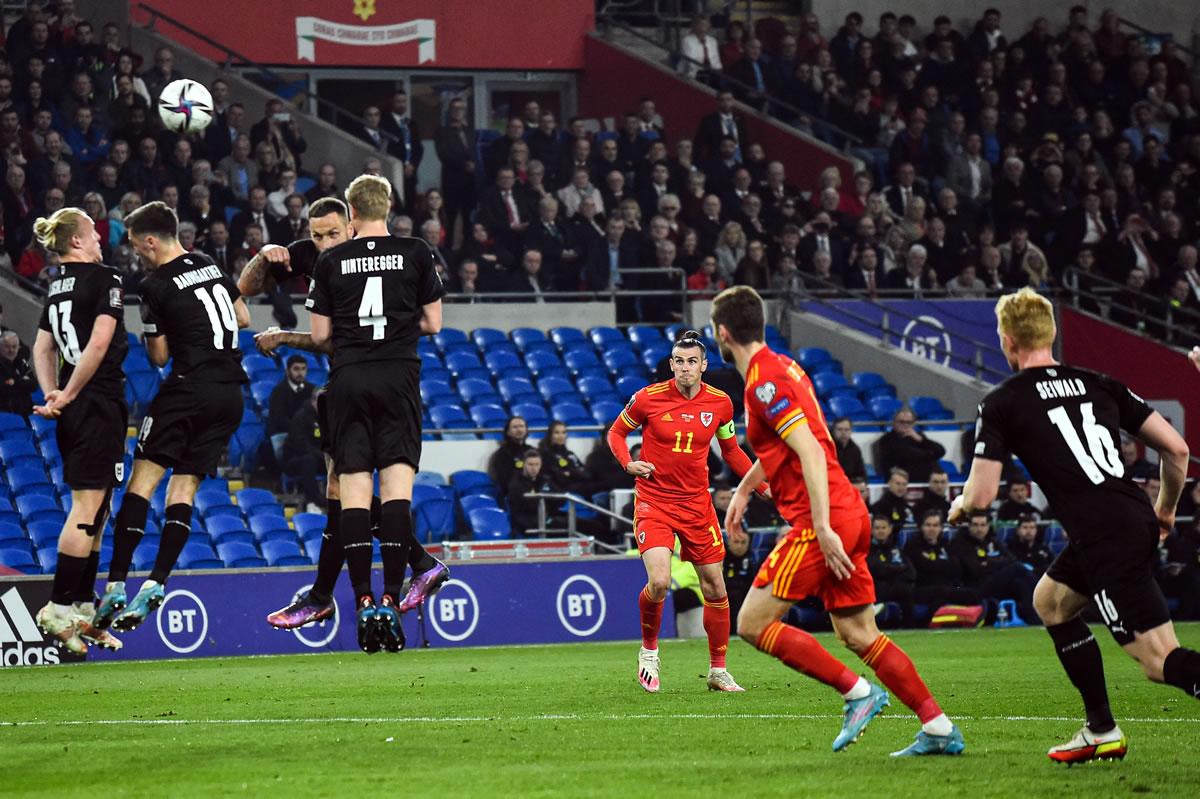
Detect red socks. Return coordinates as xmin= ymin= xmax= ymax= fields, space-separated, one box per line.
xmin=756 ymin=621 xmax=859 ymax=694
xmin=638 ymin=587 xmax=664 ymax=650
xmin=861 ymin=634 xmax=942 ymax=722
xmin=702 ymin=595 xmax=731 ymax=669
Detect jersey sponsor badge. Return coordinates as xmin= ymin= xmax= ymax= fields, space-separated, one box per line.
xmin=109 ymin=287 xmax=123 ymax=309
xmin=700 ymin=412 xmax=713 ymax=427
xmin=754 ymin=381 xmax=777 ymax=404
xmin=767 ymin=398 xmax=791 ymax=418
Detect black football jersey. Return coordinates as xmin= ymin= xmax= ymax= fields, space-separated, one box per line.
xmin=38 ymin=262 xmax=128 ymax=398
xmin=973 ymin=364 xmax=1156 ymax=539
xmin=139 ymin=252 xmax=247 ymax=384
xmin=306 ymin=235 xmax=444 ymax=370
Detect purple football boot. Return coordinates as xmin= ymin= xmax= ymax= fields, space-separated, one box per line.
xmin=398 ymin=559 xmax=450 ymax=613
xmin=267 ymin=590 xmax=335 ymax=629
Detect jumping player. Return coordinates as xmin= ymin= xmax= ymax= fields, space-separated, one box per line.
xmin=235 ymin=198 xmax=447 ymax=629
xmin=93 ymin=202 xmax=251 ymax=632
xmin=29 ymin=208 xmax=127 ymax=654
xmin=712 ymin=285 xmax=963 ymax=756
xmin=952 ymin=288 xmax=1200 ymax=763
xmin=607 ymin=330 xmax=767 ymax=693
xmin=308 ymin=174 xmax=444 ymax=653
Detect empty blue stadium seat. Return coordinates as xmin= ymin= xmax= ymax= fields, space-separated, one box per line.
xmin=603 ymin=349 xmax=639 ymax=373
xmin=850 ymin=372 xmax=887 ymax=392
xmin=589 ymin=327 xmax=624 ymax=349
xmin=796 ymin=347 xmax=832 ymax=369
xmin=217 ymin=541 xmax=268 ymax=568
xmin=615 ymin=374 xmax=645 ymax=398
xmin=249 ymin=514 xmax=292 ymax=543
xmin=261 ymin=539 xmax=309 ymax=567
xmin=627 ymin=325 xmax=666 ymax=351
xmin=524 ymin=350 xmax=563 ymax=376
xmin=420 ymin=379 xmax=456 ymax=405
xmin=807 ymin=359 xmax=842 ymax=376
xmin=194 ymin=490 xmax=239 ymax=520
xmin=868 ymin=396 xmax=904 ymax=421
xmin=484 ymin=350 xmax=522 ymax=375
xmin=441 ymin=342 xmax=478 ymax=359
xmin=445 ymin=350 xmax=483 ymax=375
xmin=0 ymin=547 xmax=39 ymax=573
xmin=241 ymin=354 xmax=278 ymax=380
xmin=0 ymin=439 xmax=40 ymax=466
xmin=459 ymin=494 xmax=499 ymax=515
xmin=178 ymin=542 xmax=222 ymax=569
xmin=511 ymin=327 xmax=549 ymax=351
xmin=591 ymin=401 xmax=625 ymax=426
xmin=0 ymin=521 xmax=27 ymax=548
xmin=205 ymin=516 xmax=254 ymax=545
xmin=433 ymin=328 xmax=469 ymax=352
xmin=563 ymin=349 xmax=602 ymax=373
xmin=577 ymin=374 xmax=615 ymax=397
xmin=497 ymin=377 xmax=536 ymax=404
xmin=551 ymin=402 xmax=591 ymax=424
xmin=450 ymin=470 xmax=495 ymax=497
xmin=236 ymin=488 xmax=277 ymax=514
xmin=35 ymin=547 xmax=58 ymax=573
xmin=828 ymin=395 xmax=873 ymax=422
xmin=291 ymin=512 xmax=326 ymax=538
xmin=909 ymin=396 xmax=947 ymax=418
xmin=301 ymin=531 xmax=323 ymax=562
xmin=414 ymin=471 xmax=447 ymax=487
xmin=468 ymin=507 xmax=511 ymax=540
xmin=938 ymin=459 xmax=961 ymax=479
xmin=420 ymin=351 xmax=443 ymax=371
xmin=512 ymin=403 xmax=549 ymax=427
xmin=863 ymin=384 xmax=898 ymax=400
xmin=811 ymin=373 xmax=856 ymax=399
xmin=0 ymin=413 xmax=29 ymax=432
xmin=10 ymin=470 xmax=55 ymax=499
xmin=413 ymin=496 xmax=454 ymax=542
xmin=431 ymin=405 xmax=471 ymax=429
xmin=536 ymin=376 xmax=576 ymax=404
xmin=230 ymin=423 xmax=265 ymax=472
xmin=550 ymin=327 xmax=587 ymax=349
xmin=532 ymin=365 xmax=570 ymax=383
xmin=30 ymin=416 xmax=55 ymax=441
xmin=457 ymin=377 xmax=497 ymax=403
xmin=470 ymin=404 xmax=508 ymax=430
xmin=472 ymin=327 xmax=508 ymax=351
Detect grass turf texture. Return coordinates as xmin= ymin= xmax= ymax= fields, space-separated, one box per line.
xmin=3 ymin=624 xmax=1198 ymax=797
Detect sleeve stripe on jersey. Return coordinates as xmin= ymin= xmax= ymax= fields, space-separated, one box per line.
xmin=619 ymin=410 xmax=639 ymax=430
xmin=773 ymin=408 xmax=807 ymax=434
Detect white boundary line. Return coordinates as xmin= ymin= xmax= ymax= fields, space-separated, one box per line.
xmin=2 ymin=713 xmax=1198 ymax=728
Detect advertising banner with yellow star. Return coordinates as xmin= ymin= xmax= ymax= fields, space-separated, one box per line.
xmin=132 ymin=0 xmax=594 ymax=69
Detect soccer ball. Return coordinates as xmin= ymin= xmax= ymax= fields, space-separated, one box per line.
xmin=157 ymin=79 xmax=214 ymax=134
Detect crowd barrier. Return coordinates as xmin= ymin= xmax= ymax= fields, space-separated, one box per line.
xmin=0 ymin=557 xmax=670 ymax=667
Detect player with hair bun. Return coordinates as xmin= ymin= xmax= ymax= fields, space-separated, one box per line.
xmin=607 ymin=329 xmax=767 ymax=693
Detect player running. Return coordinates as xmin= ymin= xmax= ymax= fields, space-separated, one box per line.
xmin=951 ymin=288 xmax=1200 ymax=764
xmin=307 ymin=175 xmax=444 ymax=653
xmin=92 ymin=202 xmax=251 ymax=632
xmin=607 ymin=330 xmax=767 ymax=693
xmin=235 ymin=198 xmax=448 ymax=629
xmin=712 ymin=286 xmax=963 ymax=757
xmin=29 ymin=208 xmax=127 ymax=653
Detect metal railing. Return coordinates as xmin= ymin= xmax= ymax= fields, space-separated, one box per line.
xmin=1061 ymin=267 xmax=1200 ymax=348
xmin=136 ymin=3 xmax=404 ymax=152
xmin=525 ymin=491 xmax=632 ymax=554
xmin=595 ymin=14 xmax=865 ymax=150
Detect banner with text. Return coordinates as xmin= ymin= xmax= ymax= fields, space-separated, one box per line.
xmin=1059 ymin=308 xmax=1196 ymax=474
xmin=0 ymin=558 xmax=667 ymax=666
xmin=797 ymin=299 xmax=1008 ymax=383
xmin=134 ymin=1 xmax=593 ymax=69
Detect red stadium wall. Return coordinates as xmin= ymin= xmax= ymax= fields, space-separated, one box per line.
xmin=1059 ymin=308 xmax=1200 ymax=475
xmin=577 ymin=35 xmax=855 ymax=192
xmin=132 ymin=1 xmax=593 ymax=69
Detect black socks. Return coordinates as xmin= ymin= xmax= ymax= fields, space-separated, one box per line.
xmin=1046 ymin=618 xmax=1115 ymax=733
xmin=107 ymin=493 xmax=149 ymax=583
xmin=341 ymin=507 xmax=373 ymax=600
xmin=379 ymin=500 xmax=412 ymax=600
xmin=310 ymin=499 xmax=342 ymax=602
xmin=1163 ymin=647 xmax=1200 ymax=701
xmin=149 ymin=503 xmax=192 ymax=584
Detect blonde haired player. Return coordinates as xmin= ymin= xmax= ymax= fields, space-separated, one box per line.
xmin=30 ymin=208 xmax=128 ymax=652
xmin=952 ymin=287 xmax=1200 ymax=763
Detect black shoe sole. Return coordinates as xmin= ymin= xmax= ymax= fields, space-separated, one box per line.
xmin=93 ymin=601 xmax=126 ymax=631
xmin=377 ymin=613 xmax=405 ymax=653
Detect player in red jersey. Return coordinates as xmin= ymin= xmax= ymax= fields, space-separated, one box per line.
xmin=608 ymin=331 xmax=767 ymax=693
xmin=711 ymin=286 xmax=964 ymax=757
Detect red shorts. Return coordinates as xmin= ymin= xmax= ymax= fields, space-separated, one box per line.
xmin=634 ymin=495 xmax=725 ymax=565
xmin=752 ymin=507 xmax=875 ymax=610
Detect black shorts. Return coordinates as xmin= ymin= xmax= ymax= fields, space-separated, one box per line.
xmin=57 ymin=391 xmax=128 ymax=490
xmin=1046 ymin=515 xmax=1171 ymax=646
xmin=326 ymin=361 xmax=421 ymax=475
xmin=316 ymin=385 xmax=330 ymax=455
xmin=136 ymin=380 xmax=244 ymax=477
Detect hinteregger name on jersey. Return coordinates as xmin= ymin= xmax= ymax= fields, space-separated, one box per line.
xmin=340 ymin=254 xmax=405 ymax=274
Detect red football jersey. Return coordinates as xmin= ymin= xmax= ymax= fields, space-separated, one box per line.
xmin=743 ymin=346 xmax=864 ymax=523
xmin=617 ymin=380 xmax=739 ymax=503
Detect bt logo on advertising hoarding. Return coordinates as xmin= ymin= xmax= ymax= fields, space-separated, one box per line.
xmin=156 ymin=589 xmax=209 ymax=654
xmin=556 ymin=575 xmax=607 ymax=637
xmin=898 ymin=315 xmax=952 ymax=366
xmin=288 ymin=584 xmax=339 ymax=649
xmin=428 ymin=579 xmax=478 ymax=642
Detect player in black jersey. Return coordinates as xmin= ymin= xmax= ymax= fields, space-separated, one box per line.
xmin=236 ymin=198 xmax=448 ymax=631
xmin=308 ymin=174 xmax=445 ymax=653
xmin=90 ymin=202 xmax=252 ymax=633
xmin=27 ymin=208 xmax=128 ymax=654
xmin=952 ymin=288 xmax=1200 ymax=764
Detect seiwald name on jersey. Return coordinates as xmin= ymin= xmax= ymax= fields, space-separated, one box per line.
xmin=621 ymin=380 xmax=738 ymax=503
xmin=973 ymin=364 xmax=1155 ymax=537
xmin=743 ymin=347 xmax=862 ymax=523
xmin=39 ymin=262 xmax=128 ymax=396
xmin=306 ymin=235 xmax=445 ymax=370
xmin=139 ymin=252 xmax=246 ymax=384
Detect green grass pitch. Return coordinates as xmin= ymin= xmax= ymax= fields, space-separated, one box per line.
xmin=3 ymin=624 xmax=1198 ymax=797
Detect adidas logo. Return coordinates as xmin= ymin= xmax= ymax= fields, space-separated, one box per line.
xmin=0 ymin=587 xmax=61 ymax=666
xmin=661 ymin=413 xmax=673 ymax=421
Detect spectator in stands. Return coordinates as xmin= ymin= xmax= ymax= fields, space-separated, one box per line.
xmin=281 ymin=389 xmax=324 ymax=513
xmin=1157 ymin=517 xmax=1200 ymax=620
xmin=1008 ymin=514 xmax=1054 ymax=578
xmin=488 ymin=416 xmax=530 ymax=494
xmin=945 ymin=263 xmax=987 ymax=297
xmin=433 ymin=97 xmax=476 ymax=239
xmin=0 ymin=331 xmax=34 ymax=415
xmin=905 ymin=509 xmax=982 ymax=620
xmin=144 ymin=46 xmax=182 ymax=104
xmin=912 ymin=465 xmax=952 ymax=523
xmin=538 ymin=420 xmax=596 ymax=498
xmin=280 ymin=192 xmax=309 ymax=244
xmin=503 ymin=248 xmax=548 ymax=299
xmin=217 ymin=133 xmax=257 ymax=203
xmin=877 ymin=407 xmax=946 ymax=482
xmin=204 ymin=219 xmax=233 ymax=276
xmin=1120 ymin=435 xmax=1157 ymax=480
xmin=950 ymin=510 xmax=1037 ymax=624
xmin=267 ymin=355 xmax=314 ymax=460
xmin=305 ymin=163 xmax=339 ymax=204
xmin=680 ymin=15 xmax=722 ymax=84
xmin=694 ymin=90 xmax=747 ymax=165
xmin=995 ymin=479 xmax=1042 ymax=521
xmin=507 ymin=448 xmax=560 ymax=536
xmin=267 ymin=168 xmax=302 ymax=218
xmin=871 ymin=467 xmax=913 ymax=536
xmin=869 ymin=513 xmax=916 ymax=627
xmin=478 ymin=166 xmax=532 ymax=254
xmin=231 ymin=186 xmax=285 ymax=248
xmin=831 ymin=416 xmax=865 ymax=479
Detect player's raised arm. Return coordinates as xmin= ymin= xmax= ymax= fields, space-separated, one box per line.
xmin=1135 ymin=411 xmax=1190 ymax=534
xmin=236 ymin=243 xmax=289 ymax=297
xmin=606 ymin=395 xmax=654 ymax=477
xmin=715 ymin=399 xmax=769 ymax=495
xmin=255 ymin=327 xmax=332 ymax=356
